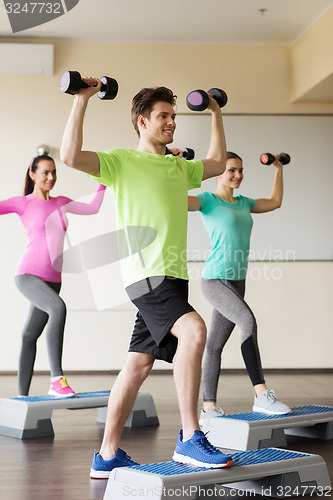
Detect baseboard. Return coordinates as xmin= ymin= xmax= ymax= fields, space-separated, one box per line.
xmin=1 ymin=368 xmax=333 ymax=376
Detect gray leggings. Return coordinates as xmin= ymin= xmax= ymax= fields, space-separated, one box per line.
xmin=15 ymin=274 xmax=67 ymax=396
xmin=201 ymin=278 xmax=264 ymax=402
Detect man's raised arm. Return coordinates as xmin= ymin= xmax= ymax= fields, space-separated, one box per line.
xmin=60 ymin=77 xmax=101 ymax=177
xmin=201 ymin=94 xmax=227 ymax=181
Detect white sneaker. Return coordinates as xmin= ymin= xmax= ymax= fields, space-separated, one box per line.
xmin=253 ymin=390 xmax=291 ymax=415
xmin=199 ymin=406 xmax=224 ymax=426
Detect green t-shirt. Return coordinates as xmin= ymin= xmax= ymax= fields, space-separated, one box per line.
xmin=197 ymin=192 xmax=256 ymax=280
xmin=91 ymin=148 xmax=203 ymax=287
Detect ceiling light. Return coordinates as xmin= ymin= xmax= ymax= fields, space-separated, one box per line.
xmin=259 ymin=8 xmax=268 ymax=15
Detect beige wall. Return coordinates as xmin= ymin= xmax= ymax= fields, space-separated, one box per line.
xmin=1 ymin=39 xmax=333 ymax=184
xmin=290 ymin=5 xmax=333 ymax=102
xmin=0 ymin=38 xmax=332 ymax=373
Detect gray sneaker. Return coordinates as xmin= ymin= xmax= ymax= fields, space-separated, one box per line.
xmin=199 ymin=406 xmax=224 ymax=426
xmin=253 ymin=389 xmax=291 ymax=415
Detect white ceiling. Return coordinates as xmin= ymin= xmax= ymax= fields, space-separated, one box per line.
xmin=0 ymin=0 xmax=333 ymax=44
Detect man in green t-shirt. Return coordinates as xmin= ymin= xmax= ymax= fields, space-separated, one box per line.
xmin=61 ymin=80 xmax=233 ymax=476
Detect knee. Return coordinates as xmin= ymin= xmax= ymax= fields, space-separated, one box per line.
xmin=248 ymin=313 xmax=257 ymax=332
xmin=125 ymin=354 xmax=154 ymax=383
xmin=137 ymin=360 xmax=154 ymax=381
xmin=21 ymin=334 xmax=36 ymax=346
xmin=196 ymin=320 xmax=207 ymax=350
xmin=185 ymin=318 xmax=207 ymax=353
xmin=240 ymin=311 xmax=257 ymax=340
xmin=53 ymin=298 xmax=67 ymax=320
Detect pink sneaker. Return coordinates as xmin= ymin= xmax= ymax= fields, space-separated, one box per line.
xmin=48 ymin=377 xmax=75 ymax=398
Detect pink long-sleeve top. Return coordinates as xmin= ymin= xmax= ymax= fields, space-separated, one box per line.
xmin=0 ymin=184 xmax=106 ymax=282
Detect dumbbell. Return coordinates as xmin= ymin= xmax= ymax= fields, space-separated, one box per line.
xmin=60 ymin=70 xmax=118 ymax=100
xmin=165 ymin=147 xmax=195 ymax=160
xmin=186 ymin=88 xmax=228 ymax=112
xmin=260 ymin=153 xmax=291 ymax=165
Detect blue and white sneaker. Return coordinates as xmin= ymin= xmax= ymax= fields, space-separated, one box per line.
xmin=90 ymin=448 xmax=139 ymax=479
xmin=172 ymin=430 xmax=233 ymax=469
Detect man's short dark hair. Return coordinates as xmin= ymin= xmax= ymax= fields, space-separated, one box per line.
xmin=131 ymin=87 xmax=177 ymax=137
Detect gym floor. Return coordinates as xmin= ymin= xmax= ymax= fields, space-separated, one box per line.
xmin=1 ymin=371 xmax=333 ymax=500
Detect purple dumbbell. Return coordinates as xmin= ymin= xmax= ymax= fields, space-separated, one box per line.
xmin=60 ymin=70 xmax=118 ymax=101
xmin=186 ymin=87 xmax=228 ymax=111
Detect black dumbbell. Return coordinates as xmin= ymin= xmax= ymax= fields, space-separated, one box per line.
xmin=165 ymin=147 xmax=195 ymax=160
xmin=186 ymin=87 xmax=228 ymax=112
xmin=60 ymin=70 xmax=118 ymax=101
xmin=182 ymin=148 xmax=195 ymax=160
xmin=260 ymin=153 xmax=291 ymax=165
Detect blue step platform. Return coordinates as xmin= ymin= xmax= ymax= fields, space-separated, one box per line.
xmin=200 ymin=405 xmax=333 ymax=451
xmin=0 ymin=390 xmax=158 ymax=439
xmin=103 ymin=448 xmax=331 ymax=499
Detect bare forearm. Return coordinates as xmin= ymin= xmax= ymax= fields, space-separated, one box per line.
xmin=252 ymin=164 xmax=284 ymax=213
xmin=61 ymin=95 xmax=88 ymax=166
xmin=60 ymin=93 xmax=100 ymax=175
xmin=202 ymin=108 xmax=226 ymax=179
xmin=270 ymin=166 xmax=283 ymax=206
xmin=207 ymin=109 xmax=226 ymax=165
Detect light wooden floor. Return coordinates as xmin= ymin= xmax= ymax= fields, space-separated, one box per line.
xmin=0 ymin=372 xmax=333 ymax=499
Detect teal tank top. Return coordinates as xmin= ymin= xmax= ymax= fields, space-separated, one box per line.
xmin=197 ymin=192 xmax=256 ymax=280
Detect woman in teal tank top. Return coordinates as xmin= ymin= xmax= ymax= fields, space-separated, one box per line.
xmin=188 ymin=152 xmax=291 ymax=418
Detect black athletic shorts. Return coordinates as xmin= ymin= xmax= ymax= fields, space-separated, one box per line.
xmin=125 ymin=276 xmax=195 ymax=363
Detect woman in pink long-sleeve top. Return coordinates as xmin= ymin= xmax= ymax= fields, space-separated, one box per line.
xmin=0 ymin=155 xmax=106 ymax=397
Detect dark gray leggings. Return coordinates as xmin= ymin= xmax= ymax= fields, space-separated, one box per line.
xmin=201 ymin=278 xmax=264 ymax=402
xmin=15 ymin=274 xmax=67 ymax=396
